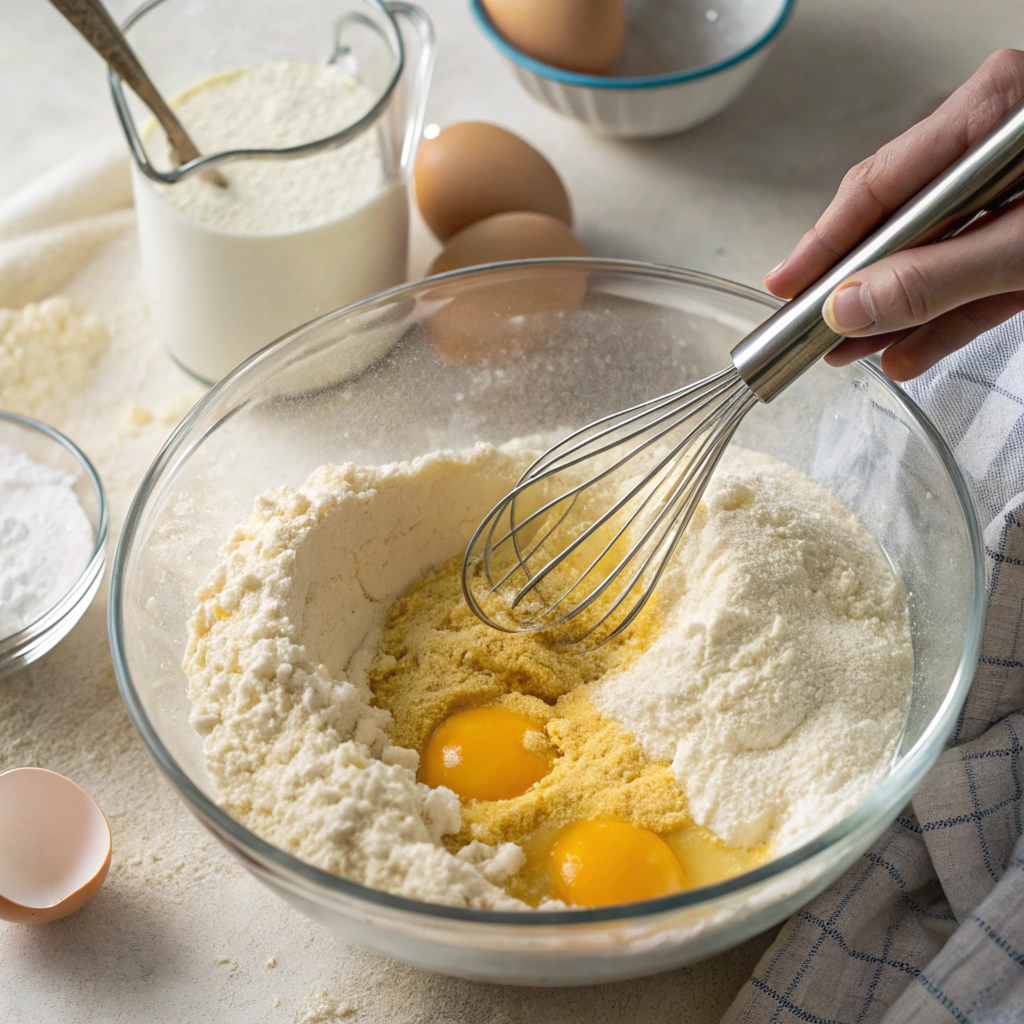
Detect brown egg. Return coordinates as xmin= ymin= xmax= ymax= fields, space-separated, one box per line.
xmin=422 ymin=212 xmax=590 ymax=364
xmin=414 ymin=122 xmax=572 ymax=242
xmin=482 ymin=0 xmax=625 ymax=75
xmin=427 ymin=211 xmax=587 ymax=276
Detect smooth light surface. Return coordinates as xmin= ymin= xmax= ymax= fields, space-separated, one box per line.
xmin=0 ymin=768 xmax=110 ymax=916
xmin=0 ymin=0 xmax=1020 ymax=1019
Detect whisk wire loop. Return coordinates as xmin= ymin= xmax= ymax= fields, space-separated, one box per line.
xmin=523 ymin=367 xmax=737 ymax=480
xmin=572 ymin=388 xmax=756 ymax=646
xmin=462 ymin=366 xmax=757 ymax=645
xmin=485 ymin=372 xmax=737 ymax=573
xmin=506 ymin=376 xmax=744 ymax=609
xmin=485 ymin=403 xmax=701 ymax=593
xmin=522 ymin=385 xmax=756 ymax=646
xmin=487 ymin=370 xmax=739 ymax=568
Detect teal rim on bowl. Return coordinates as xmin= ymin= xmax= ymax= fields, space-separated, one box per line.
xmin=469 ymin=0 xmax=798 ymax=90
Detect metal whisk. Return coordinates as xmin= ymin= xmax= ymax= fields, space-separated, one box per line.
xmin=463 ymin=96 xmax=1024 ymax=647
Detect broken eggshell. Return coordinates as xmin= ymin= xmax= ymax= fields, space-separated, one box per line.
xmin=0 ymin=767 xmax=111 ymax=925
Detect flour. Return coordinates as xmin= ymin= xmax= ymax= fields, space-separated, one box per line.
xmin=0 ymin=297 xmax=106 ymax=423
xmin=146 ymin=62 xmax=385 ymax=234
xmin=294 ymin=989 xmax=356 ymax=1024
xmin=594 ymin=448 xmax=913 ymax=851
xmin=184 ymin=442 xmax=912 ymax=905
xmin=184 ymin=446 xmax=534 ymax=909
xmin=0 ymin=444 xmax=95 ymax=638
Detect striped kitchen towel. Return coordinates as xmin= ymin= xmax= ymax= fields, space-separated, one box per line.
xmin=725 ymin=311 xmax=1024 ymax=1024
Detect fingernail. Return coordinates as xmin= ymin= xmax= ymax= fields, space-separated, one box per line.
xmin=764 ymin=260 xmax=785 ymax=282
xmin=823 ymin=282 xmax=875 ymax=333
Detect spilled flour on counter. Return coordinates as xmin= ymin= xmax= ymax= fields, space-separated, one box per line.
xmin=293 ymin=989 xmax=357 ymax=1024
xmin=0 ymin=297 xmax=106 ymax=422
xmin=184 ymin=443 xmax=913 ymax=906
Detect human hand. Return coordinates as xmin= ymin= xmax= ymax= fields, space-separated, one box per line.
xmin=764 ymin=49 xmax=1024 ymax=382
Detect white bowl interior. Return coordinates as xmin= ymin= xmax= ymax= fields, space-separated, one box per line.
xmin=614 ymin=0 xmax=789 ymax=76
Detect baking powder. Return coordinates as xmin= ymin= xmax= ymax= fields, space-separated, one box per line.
xmin=0 ymin=444 xmax=94 ymax=638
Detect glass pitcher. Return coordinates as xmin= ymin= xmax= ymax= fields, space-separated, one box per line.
xmin=110 ymin=0 xmax=435 ymax=383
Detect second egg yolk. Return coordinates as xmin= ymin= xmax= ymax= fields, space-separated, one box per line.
xmin=550 ymin=820 xmax=687 ymax=907
xmin=418 ymin=706 xmax=555 ymax=801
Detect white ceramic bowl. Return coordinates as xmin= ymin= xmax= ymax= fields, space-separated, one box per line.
xmin=471 ymin=0 xmax=795 ymax=138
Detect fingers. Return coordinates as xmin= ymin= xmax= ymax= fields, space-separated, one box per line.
xmin=823 ymin=330 xmax=909 ymax=368
xmin=825 ymin=292 xmax=1024 ymax=380
xmin=765 ymin=48 xmax=1024 ymax=299
xmin=880 ymin=291 xmax=1024 ymax=381
xmin=821 ymin=200 xmax=1024 ymax=336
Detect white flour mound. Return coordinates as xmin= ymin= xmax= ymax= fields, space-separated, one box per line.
xmin=594 ymin=448 xmax=913 ymax=852
xmin=184 ymin=446 xmax=532 ymax=909
xmin=146 ymin=62 xmax=384 ymax=234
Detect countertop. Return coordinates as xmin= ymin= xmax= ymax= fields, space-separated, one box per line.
xmin=1 ymin=1 xmax=1021 ymax=1021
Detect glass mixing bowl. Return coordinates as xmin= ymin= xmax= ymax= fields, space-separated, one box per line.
xmin=109 ymin=260 xmax=984 ymax=985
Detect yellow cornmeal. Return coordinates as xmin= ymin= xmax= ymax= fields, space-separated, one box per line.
xmin=368 ymin=553 xmax=650 ymax=751
xmin=368 ymin=553 xmax=767 ymax=903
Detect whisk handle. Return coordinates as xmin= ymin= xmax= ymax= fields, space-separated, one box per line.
xmin=731 ymin=95 xmax=1024 ymax=402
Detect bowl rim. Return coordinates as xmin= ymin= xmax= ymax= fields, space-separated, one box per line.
xmin=0 ymin=410 xmax=108 ymax=656
xmin=469 ymin=0 xmax=798 ymax=90
xmin=109 ymin=257 xmax=985 ymax=927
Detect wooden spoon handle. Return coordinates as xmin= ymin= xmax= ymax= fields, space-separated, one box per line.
xmin=49 ymin=0 xmax=202 ymax=167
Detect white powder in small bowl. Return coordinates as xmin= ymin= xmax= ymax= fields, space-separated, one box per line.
xmin=0 ymin=444 xmax=95 ymax=639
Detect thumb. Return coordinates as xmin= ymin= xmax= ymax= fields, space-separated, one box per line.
xmin=821 ymin=202 xmax=1024 ymax=336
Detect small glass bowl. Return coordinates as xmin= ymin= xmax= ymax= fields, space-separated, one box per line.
xmin=471 ymin=0 xmax=796 ymax=138
xmin=0 ymin=412 xmax=107 ymax=678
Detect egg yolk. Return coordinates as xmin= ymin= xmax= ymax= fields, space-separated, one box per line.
xmin=418 ymin=706 xmax=555 ymax=801
xmin=550 ymin=820 xmax=686 ymax=907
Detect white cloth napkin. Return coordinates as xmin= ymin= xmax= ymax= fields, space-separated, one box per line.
xmin=0 ymin=141 xmax=204 ymax=521
xmin=725 ymin=314 xmax=1024 ymax=1022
